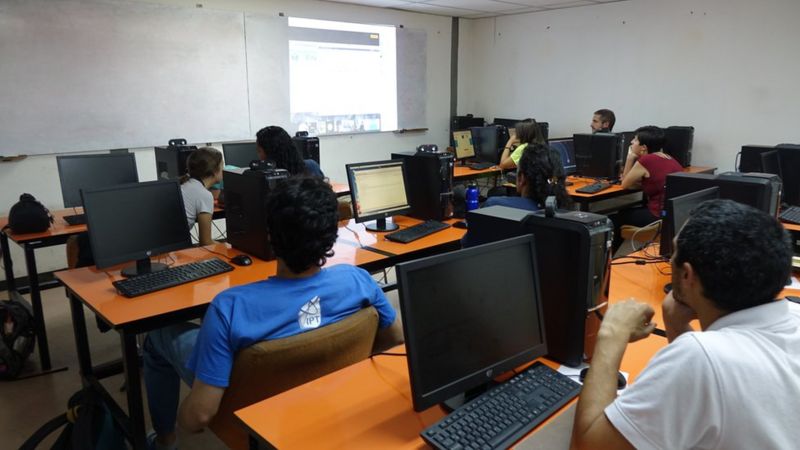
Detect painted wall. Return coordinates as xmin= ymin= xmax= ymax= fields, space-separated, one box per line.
xmin=458 ymin=0 xmax=800 ymax=170
xmin=0 ymin=0 xmax=452 ymax=281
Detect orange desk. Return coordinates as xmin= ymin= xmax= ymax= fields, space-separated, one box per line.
xmin=567 ymin=165 xmax=717 ymax=212
xmin=453 ymin=164 xmax=504 ymax=183
xmin=235 ymin=251 xmax=674 ymax=450
xmin=0 ymin=207 xmax=91 ymax=370
xmin=56 ymin=218 xmax=463 ymax=450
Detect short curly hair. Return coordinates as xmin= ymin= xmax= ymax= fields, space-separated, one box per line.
xmin=265 ymin=177 xmax=339 ymax=273
xmin=675 ymin=199 xmax=792 ymax=312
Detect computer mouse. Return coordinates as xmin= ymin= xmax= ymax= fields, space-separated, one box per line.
xmin=579 ymin=367 xmax=627 ymax=390
xmin=452 ymin=221 xmax=468 ymax=229
xmin=230 ymin=254 xmax=252 ymax=266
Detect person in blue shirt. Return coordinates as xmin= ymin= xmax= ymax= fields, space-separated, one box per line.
xmin=462 ymin=145 xmax=572 ymax=247
xmin=256 ymin=125 xmax=324 ymax=178
xmin=143 ymin=177 xmax=400 ymax=450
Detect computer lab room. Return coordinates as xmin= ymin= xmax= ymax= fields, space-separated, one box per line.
xmin=1 ymin=0 xmax=799 ymax=449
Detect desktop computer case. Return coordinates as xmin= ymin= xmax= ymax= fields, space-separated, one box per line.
xmin=292 ymin=135 xmax=320 ymax=164
xmin=155 ymin=144 xmax=198 ymax=180
xmin=391 ymin=151 xmax=454 ymax=221
xmin=223 ymin=167 xmax=290 ymax=261
xmin=739 ymin=145 xmax=776 ymax=173
xmin=466 ymin=206 xmax=613 ymax=367
xmin=663 ymin=126 xmax=694 ymax=167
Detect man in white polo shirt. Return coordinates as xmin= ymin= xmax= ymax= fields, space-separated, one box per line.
xmin=571 ymin=199 xmax=800 ymax=449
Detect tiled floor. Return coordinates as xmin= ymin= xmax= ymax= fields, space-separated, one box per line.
xmin=0 ymin=267 xmax=401 ymax=449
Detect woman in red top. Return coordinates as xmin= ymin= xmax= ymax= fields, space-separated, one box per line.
xmin=611 ymin=126 xmax=683 ymax=252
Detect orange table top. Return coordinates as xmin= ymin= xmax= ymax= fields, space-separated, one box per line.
xmin=234 ymin=250 xmax=675 ymax=449
xmin=0 ymin=207 xmax=87 ymax=243
xmin=329 ymin=181 xmax=350 ymax=196
xmin=566 ymin=165 xmax=716 ymax=199
xmin=55 ymin=237 xmax=386 ymax=328
xmin=453 ymin=164 xmax=503 ymax=180
xmin=339 ymin=216 xmax=466 ymax=256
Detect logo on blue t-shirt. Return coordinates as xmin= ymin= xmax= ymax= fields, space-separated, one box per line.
xmin=298 ymin=296 xmax=322 ymax=330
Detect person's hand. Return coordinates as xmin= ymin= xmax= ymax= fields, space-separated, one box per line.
xmin=505 ymin=136 xmax=519 ymax=149
xmin=662 ymin=291 xmax=697 ymax=330
xmin=599 ymin=300 xmax=656 ymax=343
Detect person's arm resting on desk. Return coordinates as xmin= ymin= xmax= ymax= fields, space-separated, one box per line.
xmin=571 ymin=300 xmax=655 ymax=450
xmin=498 ymin=136 xmax=520 ymax=170
xmin=620 ymin=154 xmax=646 ymax=190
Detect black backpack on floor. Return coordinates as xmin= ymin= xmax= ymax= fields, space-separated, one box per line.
xmin=0 ymin=299 xmax=36 ymax=379
xmin=20 ymin=389 xmax=126 ymax=450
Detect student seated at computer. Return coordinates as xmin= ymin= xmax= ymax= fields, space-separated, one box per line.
xmin=180 ymin=147 xmax=223 ymax=246
xmin=610 ymin=126 xmax=682 ymax=251
xmin=462 ymin=148 xmax=571 ymax=247
xmin=591 ymin=108 xmax=616 ymax=133
xmin=142 ymin=177 xmax=401 ymax=450
xmin=256 ymin=125 xmax=324 ymax=178
xmin=498 ymin=119 xmax=547 ymax=170
xmin=572 ymin=199 xmax=800 ymax=450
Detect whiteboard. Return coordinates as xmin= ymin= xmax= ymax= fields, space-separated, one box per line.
xmin=0 ymin=0 xmax=250 ymax=155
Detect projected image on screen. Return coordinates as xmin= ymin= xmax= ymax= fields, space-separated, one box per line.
xmin=288 ymin=18 xmax=397 ymax=135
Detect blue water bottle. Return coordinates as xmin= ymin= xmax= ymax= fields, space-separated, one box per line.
xmin=465 ymin=183 xmax=479 ymax=211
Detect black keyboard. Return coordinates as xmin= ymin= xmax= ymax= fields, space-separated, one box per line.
xmin=64 ymin=214 xmax=87 ymax=226
xmin=575 ymin=182 xmax=611 ymax=194
xmin=468 ymin=162 xmax=495 ymax=170
xmin=421 ymin=362 xmax=581 ymax=450
xmin=780 ymin=206 xmax=800 ymax=225
xmin=113 ymin=258 xmax=234 ymax=298
xmin=385 ymin=220 xmax=450 ymax=243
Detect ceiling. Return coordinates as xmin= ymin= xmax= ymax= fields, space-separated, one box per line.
xmin=324 ymin=0 xmax=627 ymax=19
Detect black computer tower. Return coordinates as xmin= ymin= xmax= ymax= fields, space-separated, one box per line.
xmin=663 ymin=126 xmax=694 ymax=167
xmin=573 ymin=133 xmax=621 ymax=179
xmin=391 ymin=151 xmax=454 ymax=221
xmin=739 ymin=145 xmax=775 ymax=173
xmin=777 ymin=144 xmax=800 ymax=206
xmin=155 ymin=141 xmax=198 ymax=180
xmin=466 ymin=206 xmax=613 ymax=367
xmin=292 ymin=135 xmax=320 ymax=164
xmin=223 ymin=167 xmax=290 ymax=260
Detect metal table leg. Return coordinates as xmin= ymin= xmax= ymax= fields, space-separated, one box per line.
xmin=23 ymin=244 xmax=51 ymax=370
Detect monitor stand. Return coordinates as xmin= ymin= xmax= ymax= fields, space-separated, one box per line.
xmin=365 ymin=217 xmax=399 ymax=232
xmin=121 ymin=257 xmax=169 ymax=278
xmin=441 ymin=382 xmax=493 ymax=413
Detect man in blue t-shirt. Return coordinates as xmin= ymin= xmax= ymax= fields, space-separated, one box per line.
xmin=143 ymin=177 xmax=400 ymax=450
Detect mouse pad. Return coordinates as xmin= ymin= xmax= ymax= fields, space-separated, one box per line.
xmin=514 ymin=403 xmax=575 ymax=450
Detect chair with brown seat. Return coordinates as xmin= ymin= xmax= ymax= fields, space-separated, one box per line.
xmin=208 ymin=306 xmax=379 ymax=450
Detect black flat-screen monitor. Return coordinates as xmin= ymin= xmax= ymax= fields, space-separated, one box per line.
xmin=661 ymin=187 xmax=720 ymax=256
xmin=470 ymin=126 xmax=501 ymax=164
xmin=452 ymin=130 xmax=476 ymax=160
xmin=618 ymin=131 xmax=636 ymax=168
xmin=222 ymin=142 xmax=258 ymax=168
xmin=659 ymin=172 xmax=781 ymax=256
xmin=81 ymin=180 xmax=192 ymax=277
xmin=397 ymin=235 xmax=548 ymax=412
xmin=346 ymin=160 xmax=411 ymax=232
xmin=56 ymin=154 xmax=139 ymax=208
xmin=549 ymin=138 xmax=576 ymax=175
xmin=573 ymin=133 xmax=621 ymax=179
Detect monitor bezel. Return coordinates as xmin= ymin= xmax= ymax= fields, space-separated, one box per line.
xmin=548 ymin=137 xmax=577 ymax=175
xmin=81 ymin=180 xmax=192 ymax=270
xmin=452 ymin=130 xmax=476 ymax=160
xmin=56 ymin=153 xmax=139 ymax=208
xmin=397 ymin=235 xmax=548 ymax=412
xmin=345 ymin=159 xmax=412 ymax=225
xmin=662 ymin=186 xmax=720 ymax=256
xmin=222 ymin=141 xmax=259 ymax=168
xmin=573 ymin=132 xmax=621 ymax=179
